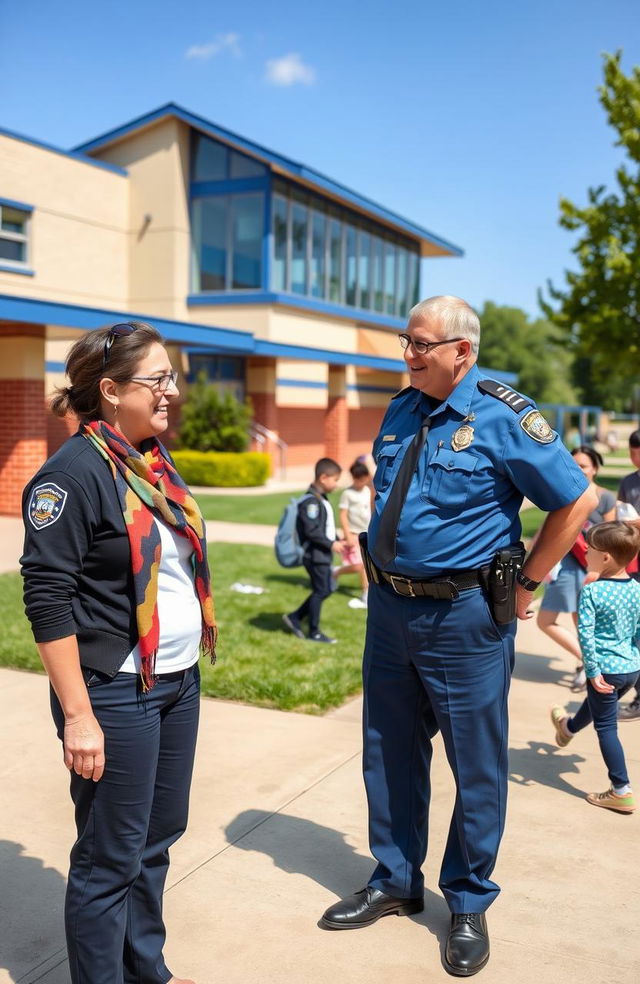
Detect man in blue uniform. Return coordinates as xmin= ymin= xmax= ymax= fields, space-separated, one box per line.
xmin=319 ymin=296 xmax=596 ymax=976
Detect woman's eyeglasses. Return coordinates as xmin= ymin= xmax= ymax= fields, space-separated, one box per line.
xmin=102 ymin=322 xmax=138 ymax=370
xmin=129 ymin=371 xmax=179 ymax=393
xmin=398 ymin=333 xmax=464 ymax=356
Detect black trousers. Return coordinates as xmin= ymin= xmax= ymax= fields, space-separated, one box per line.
xmin=293 ymin=560 xmax=333 ymax=634
xmin=51 ymin=663 xmax=200 ymax=984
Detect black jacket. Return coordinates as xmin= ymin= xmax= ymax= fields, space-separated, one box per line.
xmin=21 ymin=433 xmax=138 ymax=676
xmin=296 ymin=485 xmax=335 ymax=566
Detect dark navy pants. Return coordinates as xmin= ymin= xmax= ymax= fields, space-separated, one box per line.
xmin=293 ymin=560 xmax=333 ymax=635
xmin=568 ymin=671 xmax=639 ymax=787
xmin=51 ymin=663 xmax=200 ymax=984
xmin=363 ymin=582 xmax=515 ymax=913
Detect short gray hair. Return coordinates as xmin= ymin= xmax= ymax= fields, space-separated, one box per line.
xmin=408 ymin=295 xmax=480 ymax=355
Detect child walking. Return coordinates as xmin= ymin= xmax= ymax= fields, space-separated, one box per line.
xmin=550 ymin=521 xmax=640 ymax=813
xmin=334 ymin=460 xmax=372 ymax=609
xmin=282 ymin=457 xmax=344 ymax=643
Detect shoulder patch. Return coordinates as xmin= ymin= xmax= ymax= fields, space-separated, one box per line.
xmin=520 ymin=409 xmax=556 ymax=444
xmin=391 ymin=385 xmax=414 ymax=401
xmin=306 ymin=501 xmax=320 ymax=520
xmin=27 ymin=482 xmax=68 ymax=530
xmin=477 ymin=378 xmax=532 ymax=414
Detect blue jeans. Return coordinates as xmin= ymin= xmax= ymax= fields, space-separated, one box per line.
xmin=567 ymin=671 xmax=639 ymax=787
xmin=51 ymin=663 xmax=200 ymax=984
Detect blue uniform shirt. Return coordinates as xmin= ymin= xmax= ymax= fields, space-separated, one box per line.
xmin=368 ymin=364 xmax=589 ymax=577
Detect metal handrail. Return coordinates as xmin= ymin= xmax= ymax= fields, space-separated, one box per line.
xmin=249 ymin=422 xmax=288 ymax=478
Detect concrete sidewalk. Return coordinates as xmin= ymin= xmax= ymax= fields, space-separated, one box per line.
xmin=1 ymin=612 xmax=639 ymax=984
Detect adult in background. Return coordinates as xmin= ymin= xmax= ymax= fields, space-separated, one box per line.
xmin=537 ymin=446 xmax=616 ymax=691
xmin=319 ymin=296 xmax=595 ymax=976
xmin=21 ymin=322 xmax=216 ymax=984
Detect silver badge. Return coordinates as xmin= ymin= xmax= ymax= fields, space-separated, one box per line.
xmin=451 ymin=425 xmax=474 ymax=451
xmin=520 ymin=410 xmax=555 ymax=444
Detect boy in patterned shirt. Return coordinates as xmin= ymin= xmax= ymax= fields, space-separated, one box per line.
xmin=550 ymin=521 xmax=640 ymax=813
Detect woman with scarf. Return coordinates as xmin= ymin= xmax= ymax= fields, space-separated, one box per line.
xmin=21 ymin=322 xmax=215 ymax=984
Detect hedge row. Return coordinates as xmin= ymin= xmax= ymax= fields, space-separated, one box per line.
xmin=171 ymin=450 xmax=271 ymax=487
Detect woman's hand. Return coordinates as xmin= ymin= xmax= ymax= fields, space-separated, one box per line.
xmin=63 ymin=713 xmax=105 ymax=782
xmin=589 ymin=674 xmax=615 ymax=694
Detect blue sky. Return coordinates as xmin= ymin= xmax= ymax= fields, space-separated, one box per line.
xmin=1 ymin=0 xmax=638 ymax=317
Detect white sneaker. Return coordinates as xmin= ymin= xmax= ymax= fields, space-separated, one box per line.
xmin=570 ymin=668 xmax=587 ymax=692
xmin=348 ymin=597 xmax=367 ymax=609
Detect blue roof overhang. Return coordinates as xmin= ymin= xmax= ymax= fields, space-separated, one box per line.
xmin=72 ymin=103 xmax=463 ymax=259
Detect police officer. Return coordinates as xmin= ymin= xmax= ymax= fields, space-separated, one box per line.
xmin=319 ymin=296 xmax=596 ymax=976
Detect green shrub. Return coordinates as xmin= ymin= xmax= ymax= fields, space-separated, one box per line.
xmin=178 ymin=373 xmax=252 ymax=452
xmin=172 ymin=450 xmax=270 ymax=487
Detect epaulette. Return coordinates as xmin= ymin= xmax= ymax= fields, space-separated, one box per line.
xmin=477 ymin=378 xmax=532 ymax=414
xmin=391 ymin=385 xmax=414 ymax=400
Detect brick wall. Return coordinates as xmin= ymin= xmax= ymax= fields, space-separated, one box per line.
xmin=278 ymin=407 xmax=326 ymax=467
xmin=0 ymin=379 xmax=47 ymax=516
xmin=47 ymin=410 xmax=78 ymax=455
xmin=346 ymin=406 xmax=385 ymax=463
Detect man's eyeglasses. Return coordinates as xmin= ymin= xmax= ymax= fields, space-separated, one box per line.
xmin=398 ymin=334 xmax=464 ymax=356
xmin=102 ymin=322 xmax=138 ymax=370
xmin=129 ymin=371 xmax=179 ymax=393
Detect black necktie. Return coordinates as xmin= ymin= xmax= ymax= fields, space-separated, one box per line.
xmin=375 ymin=417 xmax=431 ymax=570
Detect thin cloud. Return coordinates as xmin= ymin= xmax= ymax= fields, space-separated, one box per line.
xmin=265 ymin=53 xmax=316 ymax=87
xmin=185 ymin=33 xmax=242 ymax=60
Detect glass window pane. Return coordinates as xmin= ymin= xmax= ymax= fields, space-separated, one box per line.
xmin=192 ymin=134 xmax=228 ymax=181
xmin=1 ymin=207 xmax=26 ymax=234
xmin=272 ymin=195 xmax=288 ymax=291
xmin=358 ymin=231 xmax=371 ymax=309
xmin=309 ymin=210 xmax=326 ymax=298
xmin=372 ymin=236 xmax=384 ymax=312
xmin=329 ymin=219 xmax=343 ymax=303
xmin=192 ymin=197 xmax=227 ymax=290
xmin=291 ymin=203 xmax=308 ymax=294
xmin=345 ymin=225 xmax=357 ymax=306
xmin=230 ymin=150 xmax=267 ymax=179
xmin=407 ymin=251 xmax=419 ymax=312
xmin=384 ymin=241 xmax=396 ymax=315
xmin=0 ymin=238 xmax=25 ymax=263
xmin=231 ymin=193 xmax=263 ymax=289
xmin=396 ymin=247 xmax=409 ymax=317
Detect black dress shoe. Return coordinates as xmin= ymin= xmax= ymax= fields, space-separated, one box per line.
xmin=320 ymin=886 xmax=423 ymax=930
xmin=444 ymin=913 xmax=490 ymax=976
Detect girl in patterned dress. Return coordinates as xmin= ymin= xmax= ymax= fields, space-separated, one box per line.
xmin=550 ymin=521 xmax=640 ymax=813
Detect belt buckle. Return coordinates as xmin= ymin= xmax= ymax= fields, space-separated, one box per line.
xmin=389 ymin=574 xmax=416 ymax=598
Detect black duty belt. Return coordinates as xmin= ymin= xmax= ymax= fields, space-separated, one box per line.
xmin=359 ymin=533 xmax=488 ymax=600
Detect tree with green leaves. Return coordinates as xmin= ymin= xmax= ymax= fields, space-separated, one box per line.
xmin=479 ymin=301 xmax=576 ymax=404
xmin=540 ymin=52 xmax=640 ymax=409
xmin=177 ymin=372 xmax=252 ymax=452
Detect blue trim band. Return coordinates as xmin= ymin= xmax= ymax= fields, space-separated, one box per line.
xmin=71 ymin=103 xmax=463 ymax=256
xmin=254 ymin=338 xmax=404 ymax=372
xmin=347 ymin=383 xmax=398 ymax=393
xmin=0 ymin=126 xmax=128 ymax=176
xmin=187 ymin=290 xmax=406 ymax=330
xmin=0 ymin=197 xmax=34 ymax=213
xmin=45 ymin=360 xmax=66 ymax=372
xmin=190 ymin=177 xmax=269 ymax=196
xmin=277 ymin=378 xmax=328 ymax=389
xmin=0 ymin=264 xmax=34 ymax=277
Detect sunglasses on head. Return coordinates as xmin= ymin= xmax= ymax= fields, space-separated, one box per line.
xmin=102 ymin=322 xmax=138 ymax=371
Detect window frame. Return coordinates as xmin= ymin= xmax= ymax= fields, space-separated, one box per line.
xmin=0 ymin=199 xmax=32 ymax=271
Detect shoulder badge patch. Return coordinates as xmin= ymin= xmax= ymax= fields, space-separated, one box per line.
xmin=477 ymin=378 xmax=531 ymax=414
xmin=520 ymin=410 xmax=556 ymax=444
xmin=306 ymin=501 xmax=320 ymax=520
xmin=28 ymin=482 xmax=68 ymax=530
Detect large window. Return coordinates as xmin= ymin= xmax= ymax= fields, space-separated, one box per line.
xmin=0 ymin=202 xmax=30 ymax=266
xmin=192 ymin=132 xmax=267 ymax=182
xmin=270 ymin=180 xmax=420 ymax=317
xmin=191 ymin=194 xmax=263 ymax=292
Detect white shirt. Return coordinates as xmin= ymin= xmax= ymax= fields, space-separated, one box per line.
xmin=120 ymin=517 xmax=202 ymax=674
xmin=339 ymin=485 xmax=371 ymax=534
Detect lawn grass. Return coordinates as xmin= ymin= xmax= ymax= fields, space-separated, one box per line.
xmin=195 ymin=490 xmax=306 ymax=525
xmin=1 ymin=543 xmax=367 ymax=714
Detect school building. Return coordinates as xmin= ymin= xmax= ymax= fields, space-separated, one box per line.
xmin=1 ymin=102 xmax=478 ymax=516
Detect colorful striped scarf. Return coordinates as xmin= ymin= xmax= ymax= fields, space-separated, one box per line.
xmin=83 ymin=420 xmax=216 ymax=690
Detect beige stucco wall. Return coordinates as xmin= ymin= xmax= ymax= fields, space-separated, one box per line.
xmin=92 ymin=119 xmax=191 ymax=319
xmin=0 ymin=134 xmax=129 ymax=308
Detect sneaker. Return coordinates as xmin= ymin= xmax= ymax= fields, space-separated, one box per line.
xmin=550 ymin=705 xmax=573 ymax=747
xmin=309 ymin=631 xmax=337 ymax=644
xmin=619 ymin=698 xmax=640 ymax=721
xmin=570 ymin=667 xmax=587 ymax=692
xmin=282 ymin=613 xmax=305 ymax=639
xmin=586 ymin=788 xmax=635 ymax=814
xmin=348 ymin=597 xmax=367 ymax=609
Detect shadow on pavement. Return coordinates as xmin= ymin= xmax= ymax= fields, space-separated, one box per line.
xmin=508 ymin=741 xmax=586 ymax=799
xmin=0 ymin=840 xmax=66 ymax=983
xmin=225 ymin=810 xmax=450 ymax=941
xmin=513 ymin=649 xmax=571 ymax=687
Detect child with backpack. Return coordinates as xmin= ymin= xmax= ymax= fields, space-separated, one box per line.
xmin=550 ymin=521 xmax=640 ymax=813
xmin=282 ymin=458 xmax=344 ymax=643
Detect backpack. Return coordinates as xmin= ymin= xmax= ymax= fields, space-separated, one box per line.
xmin=274 ymin=492 xmax=316 ymax=568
